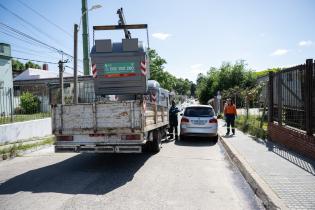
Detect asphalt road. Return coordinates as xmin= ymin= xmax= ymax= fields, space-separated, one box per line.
xmin=0 ymin=139 xmax=263 ymax=210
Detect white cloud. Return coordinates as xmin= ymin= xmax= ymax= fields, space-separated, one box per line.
xmin=270 ymin=49 xmax=288 ymax=56
xmin=152 ymin=33 xmax=172 ymax=40
xmin=298 ymin=40 xmax=313 ymax=47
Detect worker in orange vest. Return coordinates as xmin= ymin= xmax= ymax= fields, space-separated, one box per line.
xmin=224 ymin=98 xmax=237 ymax=135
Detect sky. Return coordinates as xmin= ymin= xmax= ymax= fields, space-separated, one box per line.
xmin=0 ymin=0 xmax=314 ymax=82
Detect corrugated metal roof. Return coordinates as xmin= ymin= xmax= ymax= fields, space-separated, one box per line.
xmin=14 ymin=68 xmax=72 ymax=81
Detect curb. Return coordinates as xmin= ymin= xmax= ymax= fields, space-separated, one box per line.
xmin=219 ymin=135 xmax=288 ymax=210
xmin=0 ymin=137 xmax=54 ymax=162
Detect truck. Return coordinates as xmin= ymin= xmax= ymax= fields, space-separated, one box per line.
xmin=52 ymin=8 xmax=170 ymax=154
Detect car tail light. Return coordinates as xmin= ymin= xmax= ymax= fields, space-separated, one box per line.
xmin=56 ymin=135 xmax=73 ymax=141
xmin=181 ymin=117 xmax=189 ymax=124
xmin=209 ymin=118 xmax=217 ymax=123
xmin=121 ymin=134 xmax=141 ymax=140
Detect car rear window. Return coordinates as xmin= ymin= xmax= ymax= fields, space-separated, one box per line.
xmin=184 ymin=107 xmax=214 ymax=117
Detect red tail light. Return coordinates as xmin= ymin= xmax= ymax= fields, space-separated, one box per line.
xmin=121 ymin=134 xmax=141 ymax=140
xmin=209 ymin=118 xmax=217 ymax=123
xmin=181 ymin=117 xmax=189 ymax=123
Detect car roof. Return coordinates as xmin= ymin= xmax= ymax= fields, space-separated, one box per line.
xmin=185 ymin=105 xmax=213 ymax=109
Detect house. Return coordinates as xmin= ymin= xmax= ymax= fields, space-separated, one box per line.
xmin=0 ymin=43 xmax=13 ymax=116
xmin=13 ymin=68 xmax=94 ymax=111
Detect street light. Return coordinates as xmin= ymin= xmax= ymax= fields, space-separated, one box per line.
xmin=78 ymin=4 xmax=102 ymax=30
xmin=73 ymin=4 xmax=102 ymax=104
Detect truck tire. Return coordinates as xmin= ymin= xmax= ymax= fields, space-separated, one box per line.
xmin=151 ymin=129 xmax=161 ymax=153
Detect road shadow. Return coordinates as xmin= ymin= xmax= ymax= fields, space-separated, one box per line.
xmin=265 ymin=140 xmax=315 ymax=175
xmin=0 ymin=153 xmax=152 ymax=195
xmin=246 ymin=135 xmax=315 ymax=175
xmin=175 ymin=137 xmax=217 ymax=147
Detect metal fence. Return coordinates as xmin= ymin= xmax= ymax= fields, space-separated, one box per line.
xmin=0 ymin=87 xmax=51 ymax=125
xmin=268 ymin=59 xmax=315 ymax=136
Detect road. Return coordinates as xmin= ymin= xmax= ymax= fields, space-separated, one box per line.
xmin=0 ymin=139 xmax=263 ymax=210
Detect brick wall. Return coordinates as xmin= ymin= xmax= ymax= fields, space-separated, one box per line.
xmin=268 ymin=123 xmax=315 ymax=160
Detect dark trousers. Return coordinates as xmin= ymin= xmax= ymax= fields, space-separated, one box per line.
xmin=225 ymin=115 xmax=235 ymax=134
xmin=169 ymin=123 xmax=178 ymax=138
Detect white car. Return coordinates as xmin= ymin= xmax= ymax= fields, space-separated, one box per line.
xmin=180 ymin=105 xmax=218 ymax=141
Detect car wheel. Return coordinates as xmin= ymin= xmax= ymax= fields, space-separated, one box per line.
xmin=211 ymin=135 xmax=218 ymax=143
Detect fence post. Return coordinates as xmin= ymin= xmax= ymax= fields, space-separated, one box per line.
xmin=9 ymin=88 xmax=13 ymax=123
xmin=268 ymin=72 xmax=274 ymax=123
xmin=277 ymin=73 xmax=283 ymax=125
xmin=305 ymin=59 xmax=313 ymax=136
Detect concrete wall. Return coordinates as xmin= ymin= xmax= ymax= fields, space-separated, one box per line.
xmin=0 ymin=118 xmax=52 ymax=144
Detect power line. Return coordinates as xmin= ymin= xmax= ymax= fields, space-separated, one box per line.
xmin=0 ymin=29 xmax=49 ymax=49
xmin=12 ymin=56 xmax=58 ymax=64
xmin=8 ymin=43 xmax=56 ymax=54
xmin=15 ymin=0 xmax=73 ymax=38
xmin=12 ymin=49 xmax=61 ymax=60
xmin=65 ymin=66 xmax=84 ymax=74
xmin=0 ymin=22 xmax=73 ymax=59
xmin=0 ymin=3 xmax=66 ymax=48
xmin=12 ymin=56 xmax=78 ymax=75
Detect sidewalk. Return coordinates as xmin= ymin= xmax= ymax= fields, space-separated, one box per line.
xmin=218 ymin=121 xmax=315 ymax=210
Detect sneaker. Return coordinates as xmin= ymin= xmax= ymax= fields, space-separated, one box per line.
xmin=226 ymin=132 xmax=230 ymax=136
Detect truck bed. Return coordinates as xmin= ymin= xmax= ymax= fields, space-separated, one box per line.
xmin=52 ymin=100 xmax=168 ymax=135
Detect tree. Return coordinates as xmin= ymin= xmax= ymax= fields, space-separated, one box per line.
xmin=149 ymin=49 xmax=195 ymax=96
xmin=25 ymin=61 xmax=40 ymax=69
xmin=196 ymin=60 xmax=256 ymax=104
xmin=12 ymin=59 xmax=25 ymax=71
xmin=12 ymin=59 xmax=41 ymax=71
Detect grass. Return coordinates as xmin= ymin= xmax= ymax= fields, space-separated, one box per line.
xmin=0 ymin=137 xmax=55 ymax=159
xmin=235 ymin=115 xmax=268 ymax=139
xmin=0 ymin=112 xmax=51 ymax=125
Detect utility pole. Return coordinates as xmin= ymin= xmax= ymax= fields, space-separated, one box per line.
xmin=81 ymin=0 xmax=90 ymax=75
xmin=73 ymin=24 xmax=78 ymax=104
xmin=58 ymin=60 xmax=64 ymax=105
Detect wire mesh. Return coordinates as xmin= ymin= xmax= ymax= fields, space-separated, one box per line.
xmin=0 ymin=86 xmax=51 ymax=125
xmin=271 ymin=65 xmax=307 ymax=131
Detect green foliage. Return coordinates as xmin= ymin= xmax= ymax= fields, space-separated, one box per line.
xmin=12 ymin=59 xmax=41 ymax=71
xmin=12 ymin=59 xmax=25 ymax=71
xmin=25 ymin=61 xmax=41 ymax=69
xmin=196 ymin=60 xmax=256 ymax=104
xmin=0 ymin=137 xmax=55 ymax=159
xmin=149 ymin=49 xmax=195 ymax=96
xmin=235 ymin=115 xmax=267 ymax=139
xmin=254 ymin=68 xmax=281 ymax=78
xmin=20 ymin=92 xmax=41 ymax=114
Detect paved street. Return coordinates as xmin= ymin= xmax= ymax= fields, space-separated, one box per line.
xmin=0 ymin=139 xmax=263 ymax=210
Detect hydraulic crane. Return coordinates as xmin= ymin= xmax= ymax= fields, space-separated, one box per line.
xmin=117 ymin=8 xmax=131 ymax=39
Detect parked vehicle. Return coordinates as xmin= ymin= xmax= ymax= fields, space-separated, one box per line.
xmin=180 ymin=105 xmax=218 ymax=141
xmin=52 ymin=8 xmax=170 ymax=154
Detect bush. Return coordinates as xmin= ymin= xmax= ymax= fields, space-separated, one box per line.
xmin=14 ymin=106 xmax=24 ymax=114
xmin=20 ymin=92 xmax=41 ymax=114
xmin=235 ymin=115 xmax=267 ymax=139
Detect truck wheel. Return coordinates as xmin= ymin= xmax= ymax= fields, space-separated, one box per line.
xmin=151 ymin=129 xmax=161 ymax=153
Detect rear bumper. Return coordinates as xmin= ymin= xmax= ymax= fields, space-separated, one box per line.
xmin=55 ymin=144 xmax=143 ymax=153
xmin=180 ymin=126 xmax=218 ymax=137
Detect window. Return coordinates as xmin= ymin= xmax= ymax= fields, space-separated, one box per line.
xmin=184 ymin=107 xmax=215 ymax=117
xmin=0 ymin=81 xmax=4 ymax=89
